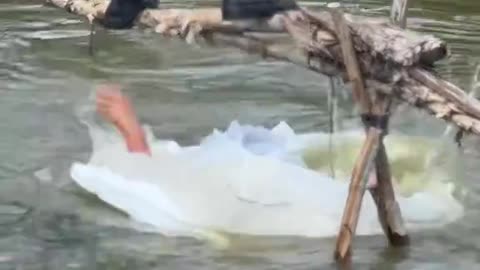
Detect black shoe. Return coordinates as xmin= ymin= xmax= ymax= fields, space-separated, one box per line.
xmin=98 ymin=0 xmax=159 ymax=29
xmin=222 ymin=0 xmax=299 ymax=21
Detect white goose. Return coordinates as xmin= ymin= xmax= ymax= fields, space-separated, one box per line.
xmin=70 ymin=117 xmax=464 ymax=240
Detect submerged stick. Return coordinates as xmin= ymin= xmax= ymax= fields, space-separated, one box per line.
xmin=88 ymin=22 xmax=95 ymax=56
xmin=327 ymin=76 xmax=337 ymax=178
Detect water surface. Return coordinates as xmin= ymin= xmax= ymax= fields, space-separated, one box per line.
xmin=1 ymin=0 xmax=480 ymax=269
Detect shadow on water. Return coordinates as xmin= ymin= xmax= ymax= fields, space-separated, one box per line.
xmin=1 ymin=0 xmax=480 ymax=269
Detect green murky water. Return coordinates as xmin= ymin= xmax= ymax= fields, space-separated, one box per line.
xmin=1 ymin=0 xmax=480 ymax=269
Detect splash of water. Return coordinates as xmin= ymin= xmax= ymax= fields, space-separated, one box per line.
xmin=69 ymin=114 xmax=464 ymax=241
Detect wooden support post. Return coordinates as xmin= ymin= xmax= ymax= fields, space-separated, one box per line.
xmin=366 ymin=0 xmax=410 ymax=246
xmin=334 ymin=127 xmax=382 ymax=259
xmin=331 ymin=10 xmax=371 ymax=116
xmin=333 ymin=0 xmax=411 ymax=260
xmin=332 ymin=9 xmax=377 ymax=260
xmin=368 ymin=95 xmax=410 ymax=245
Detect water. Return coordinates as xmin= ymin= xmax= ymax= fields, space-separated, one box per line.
xmin=0 ymin=0 xmax=479 ymax=269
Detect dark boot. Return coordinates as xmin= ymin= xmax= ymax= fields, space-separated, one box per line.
xmin=222 ymin=0 xmax=298 ymax=20
xmin=98 ymin=0 xmax=159 ymax=29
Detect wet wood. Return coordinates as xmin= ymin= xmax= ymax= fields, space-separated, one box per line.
xmin=370 ymin=141 xmax=410 ymax=245
xmin=301 ymin=9 xmax=447 ymax=68
xmin=332 ymin=10 xmax=375 ymax=261
xmin=409 ymin=68 xmax=480 ymax=120
xmin=368 ymin=94 xmax=410 ymax=246
xmin=367 ymin=0 xmax=409 ymax=247
xmin=334 ymin=127 xmax=382 ymax=260
xmin=331 ymin=10 xmax=371 ymax=115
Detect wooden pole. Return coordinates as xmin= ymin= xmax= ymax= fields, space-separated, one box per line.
xmin=331 ymin=10 xmax=372 ymax=115
xmin=334 ymin=127 xmax=382 ymax=259
xmin=368 ymin=95 xmax=410 ymax=245
xmin=390 ymin=0 xmax=409 ymax=28
xmin=368 ymin=0 xmax=410 ymax=246
xmin=334 ymin=0 xmax=412 ymax=260
xmin=332 ymin=9 xmax=377 ymax=260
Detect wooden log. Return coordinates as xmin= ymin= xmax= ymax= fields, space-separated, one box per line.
xmin=332 ymin=10 xmax=376 ymax=261
xmin=368 ymin=94 xmax=410 ymax=245
xmin=302 ymin=9 xmax=447 ymax=68
xmin=370 ymin=141 xmax=410 ymax=245
xmin=367 ymin=0 xmax=409 ymax=247
xmin=334 ymin=127 xmax=382 ymax=260
xmin=390 ymin=79 xmax=480 ymax=134
xmin=206 ymin=32 xmax=341 ymax=76
xmin=331 ymin=10 xmax=372 ymax=115
xmin=409 ymin=68 xmax=480 ymax=120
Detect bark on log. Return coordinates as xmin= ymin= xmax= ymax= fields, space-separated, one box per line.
xmin=409 ymin=68 xmax=480 ymax=120
xmin=42 ymin=0 xmax=480 ymax=139
xmin=301 ymin=9 xmax=447 ymax=68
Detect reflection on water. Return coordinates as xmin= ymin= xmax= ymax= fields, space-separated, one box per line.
xmin=0 ymin=0 xmax=480 ymax=269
